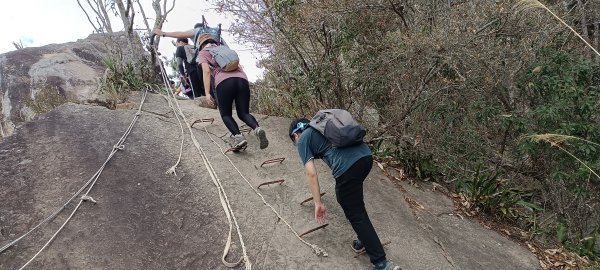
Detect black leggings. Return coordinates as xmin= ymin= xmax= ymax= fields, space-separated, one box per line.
xmin=335 ymin=155 xmax=386 ymax=265
xmin=216 ymin=77 xmax=259 ymax=135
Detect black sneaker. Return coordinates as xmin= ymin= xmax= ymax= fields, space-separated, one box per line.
xmin=351 ymin=239 xmax=365 ymax=253
xmin=373 ymin=260 xmax=401 ymax=270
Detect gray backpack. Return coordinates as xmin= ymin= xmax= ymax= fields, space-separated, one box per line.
xmin=204 ymin=45 xmax=240 ymax=72
xmin=183 ymin=44 xmax=197 ymax=64
xmin=309 ymin=109 xmax=366 ymax=148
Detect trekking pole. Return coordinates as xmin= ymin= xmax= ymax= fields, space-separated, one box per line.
xmin=218 ymin=23 xmax=223 ymax=45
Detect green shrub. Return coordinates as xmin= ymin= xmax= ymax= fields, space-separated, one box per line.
xmin=456 ymin=165 xmax=539 ymax=216
xmin=100 ymin=56 xmax=154 ymax=106
xmin=513 ymin=48 xmax=600 ymax=259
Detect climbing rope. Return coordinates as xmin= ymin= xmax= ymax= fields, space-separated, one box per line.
xmin=154 ymin=60 xmax=251 ymax=269
xmin=159 ymin=93 xmax=186 ymax=176
xmin=7 ymin=88 xmax=149 ymax=269
xmin=199 ymin=124 xmax=329 ymax=257
xmin=150 ymin=32 xmax=328 ymax=267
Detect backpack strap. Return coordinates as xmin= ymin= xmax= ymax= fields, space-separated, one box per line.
xmin=201 ymin=46 xmax=219 ymax=69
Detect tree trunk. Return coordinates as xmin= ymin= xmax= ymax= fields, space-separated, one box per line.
xmin=97 ymin=0 xmax=113 ymax=33
xmin=137 ymin=0 xmax=151 ymax=32
xmin=150 ymin=0 xmax=176 ymax=67
xmin=576 ymin=0 xmax=591 ymax=59
xmin=595 ymin=22 xmax=599 ymax=62
xmin=76 ymin=0 xmax=113 ymax=33
xmin=115 ymin=0 xmax=134 ymax=35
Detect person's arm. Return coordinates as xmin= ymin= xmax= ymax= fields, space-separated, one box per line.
xmin=304 ymin=160 xmax=327 ymax=224
xmin=200 ymin=62 xmax=214 ymax=105
xmin=153 ymin=28 xmax=193 ymax=38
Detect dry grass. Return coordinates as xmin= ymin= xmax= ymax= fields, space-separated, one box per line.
xmin=526 ymin=133 xmax=600 ymax=181
xmin=515 ymin=0 xmax=600 ymax=57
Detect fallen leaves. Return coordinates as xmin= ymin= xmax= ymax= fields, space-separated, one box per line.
xmin=526 ymin=243 xmax=590 ymax=270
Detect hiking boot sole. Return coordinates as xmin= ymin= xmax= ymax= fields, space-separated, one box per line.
xmin=350 ymin=243 xmax=365 ymax=254
xmin=234 ymin=139 xmax=248 ymax=150
xmin=257 ymin=129 xmax=269 ymax=149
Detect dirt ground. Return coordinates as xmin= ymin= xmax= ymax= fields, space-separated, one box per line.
xmin=0 ymin=92 xmax=539 ymax=269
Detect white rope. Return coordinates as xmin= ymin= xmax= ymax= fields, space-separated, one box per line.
xmin=157 ymin=48 xmax=327 ymax=257
xmin=15 ymin=89 xmax=149 ymax=269
xmin=155 ymin=61 xmax=251 ymax=269
xmin=159 ymin=93 xmax=186 ymax=176
xmin=198 ymin=116 xmax=329 ymax=257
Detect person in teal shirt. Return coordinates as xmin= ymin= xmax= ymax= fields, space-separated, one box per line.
xmin=289 ymin=118 xmax=401 ymax=270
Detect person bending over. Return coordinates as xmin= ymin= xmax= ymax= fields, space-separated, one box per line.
xmin=289 ymin=118 xmax=401 ymax=270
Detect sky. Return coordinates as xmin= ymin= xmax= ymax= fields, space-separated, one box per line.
xmin=0 ymin=0 xmax=264 ymax=81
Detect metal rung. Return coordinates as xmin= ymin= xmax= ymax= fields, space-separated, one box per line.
xmin=225 ymin=145 xmax=247 ymax=154
xmin=191 ymin=118 xmax=215 ymax=127
xmin=300 ymin=192 xmax=326 ymax=205
xmin=260 ymin=157 xmax=285 ymax=167
xmin=299 ymin=224 xmax=329 ymax=238
xmin=257 ymin=179 xmax=285 ymax=189
xmin=239 ymin=127 xmax=252 ymax=134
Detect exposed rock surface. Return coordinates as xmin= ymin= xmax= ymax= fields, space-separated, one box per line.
xmin=0 ymin=33 xmax=143 ymax=139
xmin=0 ymin=93 xmax=540 ymax=269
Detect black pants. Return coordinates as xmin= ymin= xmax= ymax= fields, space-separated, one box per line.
xmin=216 ymin=77 xmax=258 ymax=135
xmin=186 ymin=66 xmax=204 ymax=99
xmin=335 ymin=155 xmax=386 ymax=265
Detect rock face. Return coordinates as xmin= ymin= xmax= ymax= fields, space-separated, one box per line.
xmin=0 ymin=94 xmax=540 ymax=270
xmin=0 ymin=32 xmax=143 ymax=139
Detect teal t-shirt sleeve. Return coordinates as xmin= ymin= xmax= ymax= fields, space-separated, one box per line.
xmin=296 ymin=134 xmax=314 ymax=165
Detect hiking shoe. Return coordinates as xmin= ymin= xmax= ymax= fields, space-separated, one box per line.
xmin=230 ymin=134 xmax=247 ymax=150
xmin=373 ymin=260 xmax=401 ymax=270
xmin=255 ymin=127 xmax=269 ymax=149
xmin=351 ymin=239 xmax=365 ymax=253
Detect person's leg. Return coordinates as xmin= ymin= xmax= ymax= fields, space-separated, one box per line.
xmin=188 ymin=67 xmax=204 ymax=99
xmin=335 ymin=156 xmax=385 ymax=265
xmin=216 ymin=78 xmax=240 ymax=135
xmin=232 ymin=78 xmax=259 ymax=129
xmin=232 ymin=78 xmax=268 ymax=149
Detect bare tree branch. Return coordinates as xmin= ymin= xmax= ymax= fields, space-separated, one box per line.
xmin=77 ymin=0 xmax=101 ymax=32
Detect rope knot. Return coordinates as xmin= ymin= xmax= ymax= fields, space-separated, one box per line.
xmin=165 ymin=166 xmax=177 ymax=175
xmin=113 ymin=144 xmax=125 ymax=151
xmin=135 ymin=111 xmax=143 ymax=116
xmin=81 ymin=195 xmax=97 ymax=204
